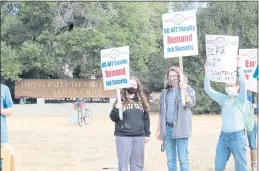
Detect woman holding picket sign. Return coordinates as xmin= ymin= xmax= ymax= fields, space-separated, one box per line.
xmin=110 ymin=76 xmax=150 ymax=171
xmin=204 ymin=56 xmax=250 ymax=171
xmin=204 ymin=57 xmax=253 ymax=171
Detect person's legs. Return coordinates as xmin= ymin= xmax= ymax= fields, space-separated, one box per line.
xmin=0 ymin=158 xmax=2 ymax=171
xmin=248 ymin=121 xmax=257 ymax=149
xmin=130 ymin=137 xmax=145 ymax=171
xmin=230 ymin=131 xmax=248 ymax=171
xmin=247 ymin=121 xmax=257 ymax=170
xmin=116 ymin=136 xmax=133 ymax=171
xmin=164 ymin=127 xmax=177 ymax=171
xmin=215 ymin=132 xmax=231 ymax=171
xmin=176 ymin=138 xmax=189 ymax=171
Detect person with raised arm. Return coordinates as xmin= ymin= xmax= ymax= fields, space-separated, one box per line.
xmin=204 ymin=56 xmax=248 ymax=171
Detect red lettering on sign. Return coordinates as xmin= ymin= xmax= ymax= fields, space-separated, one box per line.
xmin=245 ymin=60 xmax=256 ymax=68
xmin=105 ymin=67 xmax=126 ymax=78
xmin=245 ymin=74 xmax=249 ymax=80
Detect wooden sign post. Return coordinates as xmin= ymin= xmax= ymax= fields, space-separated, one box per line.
xmin=179 ymin=56 xmax=186 ymax=106
xmin=116 ymin=89 xmax=123 ymax=120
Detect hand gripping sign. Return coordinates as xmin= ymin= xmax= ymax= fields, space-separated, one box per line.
xmin=101 ymin=46 xmax=131 ymax=120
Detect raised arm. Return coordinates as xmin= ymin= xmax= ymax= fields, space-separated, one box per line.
xmin=184 ymin=86 xmax=196 ymax=108
xmin=204 ymin=62 xmax=226 ymax=106
xmin=179 ymin=75 xmax=196 ymax=108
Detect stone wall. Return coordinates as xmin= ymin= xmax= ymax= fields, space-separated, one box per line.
xmin=12 ymin=103 xmax=113 ymax=117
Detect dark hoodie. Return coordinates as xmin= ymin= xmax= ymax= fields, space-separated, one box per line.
xmin=110 ymin=97 xmax=151 ymax=137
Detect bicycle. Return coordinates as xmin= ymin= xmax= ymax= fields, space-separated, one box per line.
xmin=73 ymin=101 xmax=92 ymax=127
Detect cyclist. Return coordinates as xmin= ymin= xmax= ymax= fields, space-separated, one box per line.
xmin=75 ymin=98 xmax=84 ymax=108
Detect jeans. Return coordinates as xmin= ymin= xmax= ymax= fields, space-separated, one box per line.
xmin=215 ymin=130 xmax=247 ymax=171
xmin=164 ymin=126 xmax=189 ymax=171
xmin=247 ymin=120 xmax=257 ymax=149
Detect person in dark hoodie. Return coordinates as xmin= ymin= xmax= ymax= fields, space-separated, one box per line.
xmin=110 ymin=77 xmax=150 ymax=171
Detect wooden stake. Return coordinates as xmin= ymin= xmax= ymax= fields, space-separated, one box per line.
xmin=116 ymin=89 xmax=123 ymax=120
xmin=179 ymin=56 xmax=186 ymax=106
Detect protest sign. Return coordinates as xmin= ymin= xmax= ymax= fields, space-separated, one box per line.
xmin=101 ymin=46 xmax=131 ymax=120
xmin=162 ymin=10 xmax=198 ymax=106
xmin=162 ymin=10 xmax=198 ymax=58
xmin=206 ymin=35 xmax=239 ymax=83
xmin=101 ymin=46 xmax=130 ymax=90
xmin=239 ymin=49 xmax=258 ymax=92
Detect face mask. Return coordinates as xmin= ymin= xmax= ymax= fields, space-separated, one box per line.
xmin=126 ymin=87 xmax=137 ymax=94
xmin=225 ymin=87 xmax=238 ymax=96
xmin=166 ymin=80 xmax=172 ymax=88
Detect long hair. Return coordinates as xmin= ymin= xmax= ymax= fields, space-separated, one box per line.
xmin=164 ymin=66 xmax=181 ymax=88
xmin=113 ymin=76 xmax=150 ymax=111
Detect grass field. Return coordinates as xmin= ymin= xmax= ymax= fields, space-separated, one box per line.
xmin=7 ymin=114 xmax=252 ymax=171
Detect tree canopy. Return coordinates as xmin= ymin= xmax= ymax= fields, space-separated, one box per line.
xmin=1 ymin=1 xmax=258 ymax=113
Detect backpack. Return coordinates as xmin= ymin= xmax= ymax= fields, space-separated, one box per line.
xmin=235 ymin=99 xmax=255 ymax=134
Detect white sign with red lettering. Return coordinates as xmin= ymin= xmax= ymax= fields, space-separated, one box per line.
xmin=101 ymin=46 xmax=131 ymax=90
xmin=239 ymin=49 xmax=258 ymax=92
xmin=162 ymin=10 xmax=198 ymax=58
xmin=206 ymin=35 xmax=239 ymax=83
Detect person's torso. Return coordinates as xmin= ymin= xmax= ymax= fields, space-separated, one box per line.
xmin=247 ymin=93 xmax=258 ymax=115
xmin=161 ymin=87 xmax=193 ymax=138
xmin=1 ymin=85 xmax=8 ymax=143
xmin=166 ymin=88 xmax=180 ymax=123
xmin=114 ymin=101 xmax=146 ymax=136
xmin=221 ymin=98 xmax=244 ymax=133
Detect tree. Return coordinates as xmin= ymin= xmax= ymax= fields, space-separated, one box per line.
xmin=146 ymin=1 xmax=258 ymax=114
xmin=1 ymin=1 xmax=257 ymax=115
xmin=1 ymin=41 xmax=22 ymax=81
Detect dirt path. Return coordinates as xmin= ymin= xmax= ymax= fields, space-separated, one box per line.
xmin=7 ymin=114 xmax=251 ymax=171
